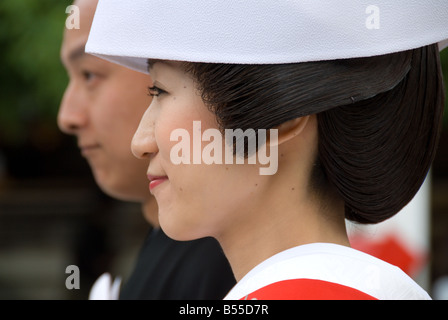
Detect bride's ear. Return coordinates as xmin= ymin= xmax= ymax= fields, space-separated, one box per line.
xmin=267 ymin=115 xmax=311 ymax=147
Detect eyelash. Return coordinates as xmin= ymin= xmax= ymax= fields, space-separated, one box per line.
xmin=147 ymin=86 xmax=166 ymax=97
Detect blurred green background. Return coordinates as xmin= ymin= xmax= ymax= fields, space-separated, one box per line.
xmin=0 ymin=0 xmax=68 ymax=148
xmin=0 ymin=0 xmax=447 ymax=299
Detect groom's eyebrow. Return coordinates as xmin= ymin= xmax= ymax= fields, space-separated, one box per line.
xmin=68 ymin=45 xmax=86 ymax=62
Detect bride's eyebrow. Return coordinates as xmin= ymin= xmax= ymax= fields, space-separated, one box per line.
xmin=146 ymin=59 xmax=177 ymax=72
xmin=147 ymin=59 xmax=160 ymax=72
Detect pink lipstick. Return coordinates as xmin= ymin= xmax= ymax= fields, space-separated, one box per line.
xmin=147 ymin=175 xmax=168 ymax=191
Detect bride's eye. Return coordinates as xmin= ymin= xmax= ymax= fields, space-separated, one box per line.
xmin=147 ymin=86 xmax=166 ymax=97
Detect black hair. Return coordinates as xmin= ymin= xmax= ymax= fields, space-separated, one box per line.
xmin=184 ymin=44 xmax=444 ymax=224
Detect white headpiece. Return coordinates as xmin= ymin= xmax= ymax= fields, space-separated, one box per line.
xmin=86 ymin=0 xmax=448 ymax=74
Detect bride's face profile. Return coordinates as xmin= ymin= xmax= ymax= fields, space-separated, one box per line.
xmin=131 ymin=61 xmax=275 ymax=241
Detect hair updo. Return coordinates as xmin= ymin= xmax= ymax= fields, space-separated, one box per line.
xmin=183 ymin=44 xmax=444 ymax=224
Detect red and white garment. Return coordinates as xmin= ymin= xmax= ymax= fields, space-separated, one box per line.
xmin=224 ymin=243 xmax=430 ymax=300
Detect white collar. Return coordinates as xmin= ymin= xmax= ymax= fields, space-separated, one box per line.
xmin=224 ymin=243 xmax=430 ymax=300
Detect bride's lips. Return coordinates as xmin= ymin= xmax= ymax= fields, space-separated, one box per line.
xmin=147 ymin=174 xmax=168 ymax=191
